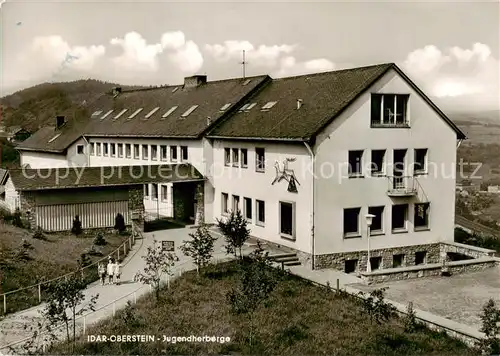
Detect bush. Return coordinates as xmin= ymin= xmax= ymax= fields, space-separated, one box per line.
xmin=71 ymin=215 xmax=82 ymax=235
xmin=114 ymin=213 xmax=126 ymax=233
xmin=93 ymin=232 xmax=106 ymax=246
xmin=12 ymin=208 xmax=24 ymax=228
xmin=78 ymin=253 xmax=91 ymax=268
xmin=32 ymin=227 xmax=45 ymax=240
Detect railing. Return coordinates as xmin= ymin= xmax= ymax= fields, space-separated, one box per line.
xmin=1 ymin=224 xmax=140 ymax=316
xmin=386 ymin=175 xmax=417 ymax=196
xmin=371 ymin=120 xmax=410 ymax=128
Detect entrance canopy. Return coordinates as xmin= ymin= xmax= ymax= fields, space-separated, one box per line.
xmin=8 ymin=164 xmax=204 ymax=191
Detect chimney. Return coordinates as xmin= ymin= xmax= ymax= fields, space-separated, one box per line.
xmin=184 ymin=75 xmax=207 ymax=89
xmin=297 ymin=99 xmax=303 ymax=110
xmin=56 ymin=115 xmax=66 ymax=129
xmin=206 ymin=117 xmax=212 ymax=126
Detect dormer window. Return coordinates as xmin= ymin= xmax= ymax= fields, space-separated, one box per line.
xmin=261 ymin=101 xmax=277 ymax=111
xmin=371 ymin=94 xmax=409 ymax=127
xmin=181 ymin=105 xmax=198 ymax=118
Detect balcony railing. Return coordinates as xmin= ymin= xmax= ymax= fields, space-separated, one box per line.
xmin=387 ymin=176 xmax=417 ymax=197
xmin=371 ymin=120 xmax=410 ymax=128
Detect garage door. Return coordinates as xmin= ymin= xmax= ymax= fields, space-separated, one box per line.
xmin=36 ymin=200 xmax=130 ymax=232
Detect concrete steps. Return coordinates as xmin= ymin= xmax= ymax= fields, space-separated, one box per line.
xmin=268 ymin=253 xmax=301 ymax=269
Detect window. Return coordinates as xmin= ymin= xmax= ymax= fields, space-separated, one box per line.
xmin=256 ymin=200 xmax=265 ymax=226
xmin=151 ymin=145 xmax=158 ymax=161
xmin=343 ymin=207 xmax=361 ymax=237
xmin=134 ymin=144 xmax=140 ymax=159
xmin=160 ymin=145 xmax=168 ymax=161
xmin=368 ymin=206 xmax=384 ymax=233
xmin=344 ymin=259 xmax=358 ymax=274
xmin=220 ymin=103 xmax=231 ymax=111
xmin=371 ymin=94 xmax=409 ymax=126
xmin=162 ymin=106 xmax=178 ymax=118
xmin=239 ymin=103 xmax=250 ymax=111
xmin=415 ymin=251 xmax=427 ymax=265
xmin=371 ymin=149 xmax=385 ymax=176
xmin=261 ymin=101 xmax=277 ymax=110
xmin=245 ymin=103 xmax=257 ymax=111
xmin=90 ymin=143 xmax=95 ymax=156
xmin=125 ymin=144 xmax=132 ymax=158
xmin=370 ymin=257 xmax=382 ymax=270
xmin=391 ymin=204 xmax=408 ymax=231
xmin=114 ymin=109 xmax=128 ymax=119
xmin=232 ymin=148 xmax=239 ymax=167
xmin=181 ymin=105 xmax=198 ymax=117
xmin=348 ymin=150 xmax=363 ymax=176
xmin=101 ymin=110 xmax=113 ymax=120
xmin=414 ymin=203 xmax=430 ymax=230
xmin=145 ymin=107 xmax=159 ymax=119
xmin=77 ymin=145 xmax=84 ymax=154
xmin=170 ymin=146 xmax=178 ymax=161
xmin=221 ymin=193 xmax=229 ymax=214
xmin=255 ymin=148 xmax=265 ymax=172
xmin=224 ymin=148 xmax=231 ymax=166
xmin=118 ymin=143 xmax=124 ymax=157
xmin=111 ymin=143 xmax=116 ymax=157
xmin=279 ymin=201 xmax=295 ymax=239
xmin=181 ymin=146 xmax=188 ymax=161
xmin=393 ymin=254 xmax=405 ymax=268
xmin=241 ymin=149 xmax=248 ymax=168
xmin=144 ymin=184 xmax=149 ymax=198
xmin=96 ymin=143 xmax=101 ymax=156
xmin=414 ymin=149 xmax=428 ymax=175
xmin=161 ymin=185 xmax=168 ymax=201
xmin=151 ymin=184 xmax=158 ymax=200
xmin=128 ymin=108 xmax=143 ymax=119
xmin=243 ymin=197 xmax=252 ymax=220
xmin=142 ymin=145 xmax=149 ymax=160
xmin=232 ymin=195 xmax=240 ymax=212
xmin=103 ymin=143 xmax=109 ymax=156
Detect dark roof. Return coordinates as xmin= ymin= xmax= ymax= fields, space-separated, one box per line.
xmin=0 ymin=169 xmax=7 ymax=184
xmin=8 ymin=164 xmax=203 ymax=191
xmin=16 ymin=75 xmax=269 ymax=153
xmin=208 ymin=63 xmax=466 ymax=141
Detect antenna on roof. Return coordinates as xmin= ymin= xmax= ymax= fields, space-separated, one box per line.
xmin=240 ymin=50 xmax=248 ymax=79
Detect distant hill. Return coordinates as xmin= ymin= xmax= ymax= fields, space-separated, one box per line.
xmin=0 ymin=80 xmax=147 ymax=133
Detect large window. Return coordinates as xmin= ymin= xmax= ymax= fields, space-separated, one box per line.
xmin=348 ymin=150 xmax=363 ymax=177
xmin=144 ymin=184 xmax=149 ymax=198
xmin=368 ymin=206 xmax=384 ymax=233
xmin=117 ymin=143 xmax=124 ymax=158
xmin=414 ymin=203 xmax=430 ymax=230
xmin=160 ymin=145 xmax=168 ymax=161
xmin=181 ymin=146 xmax=188 ymax=161
xmin=142 ymin=145 xmax=149 ymax=160
xmin=280 ymin=201 xmax=295 ymax=239
xmin=343 ymin=207 xmax=361 ymax=237
xmin=232 ymin=195 xmax=240 ymax=212
xmin=232 ymin=148 xmax=239 ymax=167
xmin=414 ymin=149 xmax=428 ymax=175
xmin=151 ymin=145 xmax=158 ymax=161
xmin=96 ymin=143 xmax=101 ymax=156
xmin=255 ymin=148 xmax=265 ymax=172
xmin=244 ymin=197 xmax=252 ymax=220
xmin=392 ymin=204 xmax=408 ymax=231
xmin=77 ymin=145 xmax=84 ymax=154
xmin=371 ymin=94 xmax=409 ymax=126
xmin=103 ymin=143 xmax=109 ymax=156
xmin=161 ymin=185 xmax=168 ymax=201
xmin=256 ymin=200 xmax=265 ymax=226
xmin=371 ymin=149 xmax=385 ymax=176
xmin=241 ymin=149 xmax=248 ymax=168
xmin=224 ymin=148 xmax=231 ymax=166
xmin=134 ymin=144 xmax=140 ymax=159
xmin=125 ymin=144 xmax=131 ymax=158
xmin=170 ymin=146 xmax=178 ymax=161
xmin=111 ymin=143 xmax=116 ymax=157
xmin=221 ymin=193 xmax=229 ymax=214
xmin=151 ymin=184 xmax=158 ymax=200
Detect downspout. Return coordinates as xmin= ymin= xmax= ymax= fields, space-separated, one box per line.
xmin=304 ymin=141 xmax=315 ymax=270
xmin=82 ymin=136 xmax=90 ymax=167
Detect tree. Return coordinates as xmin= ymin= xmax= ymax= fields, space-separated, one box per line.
xmin=71 ymin=215 xmax=82 ymax=235
xmin=227 ymin=243 xmax=278 ymax=347
xmin=180 ymin=223 xmax=217 ymax=274
xmin=134 ymin=240 xmax=178 ymax=301
xmin=42 ymin=273 xmax=98 ymax=353
xmin=479 ymin=299 xmax=500 ymax=355
xmin=114 ymin=213 xmax=126 ymax=233
xmin=216 ymin=210 xmax=250 ymax=259
xmin=358 ymin=287 xmax=396 ymax=325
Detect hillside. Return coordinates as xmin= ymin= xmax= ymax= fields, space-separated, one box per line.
xmin=0 ymin=80 xmax=147 ymax=132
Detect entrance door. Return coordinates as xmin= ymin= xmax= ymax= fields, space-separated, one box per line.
xmin=393 ymin=149 xmax=407 ymax=189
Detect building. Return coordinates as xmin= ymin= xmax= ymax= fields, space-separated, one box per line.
xmin=9 ymin=63 xmax=466 ymax=272
xmin=487 ymin=185 xmax=500 ymax=194
xmin=0 ymin=126 xmax=31 ymax=143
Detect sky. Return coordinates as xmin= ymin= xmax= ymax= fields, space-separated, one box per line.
xmin=1 ymin=0 xmax=499 ymax=112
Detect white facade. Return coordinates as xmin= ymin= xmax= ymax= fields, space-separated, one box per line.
xmin=20 ymin=151 xmax=69 ymax=168
xmin=0 ymin=177 xmax=20 ymax=212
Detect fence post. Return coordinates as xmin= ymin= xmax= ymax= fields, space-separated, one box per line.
xmin=117 ymin=248 xmax=120 ymax=261
xmin=38 ymin=284 xmax=42 ymax=303
xmin=123 ymin=244 xmax=126 ymax=255
xmin=336 ymin=278 xmax=340 ymax=292
xmin=113 ymin=302 xmax=116 ymax=316
xmin=3 ymin=294 xmax=6 ymax=314
xmin=83 ymin=316 xmax=86 ymax=335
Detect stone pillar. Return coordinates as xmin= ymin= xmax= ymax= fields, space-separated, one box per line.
xmin=194 ymin=182 xmax=204 ymax=225
xmin=128 ymin=186 xmax=145 ymax=229
xmin=20 ymin=192 xmax=36 ymax=230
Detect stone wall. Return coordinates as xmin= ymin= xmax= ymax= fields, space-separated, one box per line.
xmin=314 ymin=243 xmax=441 ymax=271
xmin=128 ymin=186 xmax=144 ymax=226
xmin=440 ymin=241 xmax=495 ymax=259
xmin=19 ymin=191 xmax=36 ymax=230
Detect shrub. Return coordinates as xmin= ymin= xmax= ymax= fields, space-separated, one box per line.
xmin=478 ymin=298 xmax=500 ymax=354
xmin=93 ymin=232 xmax=106 ymax=246
xmin=358 ymin=287 xmax=396 ymax=325
xmin=114 ymin=213 xmax=126 ymax=233
xmin=216 ymin=210 xmax=250 ymax=259
xmin=12 ymin=208 xmax=24 ymax=228
xmin=78 ymin=253 xmax=91 ymax=268
xmin=71 ymin=215 xmax=82 ymax=236
xmin=180 ymin=223 xmax=217 ymax=274
xmin=403 ymin=302 xmax=419 ymax=333
xmin=32 ymin=227 xmax=45 ymax=240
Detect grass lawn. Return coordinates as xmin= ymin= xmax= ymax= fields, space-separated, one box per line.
xmin=50 ymin=261 xmax=477 ymax=356
xmin=0 ymin=223 xmax=129 ymax=314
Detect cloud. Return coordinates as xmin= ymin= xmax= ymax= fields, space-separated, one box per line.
xmin=403 ymin=43 xmax=499 ymax=109
xmin=205 ymin=40 xmax=296 ymax=67
xmin=274 ymin=56 xmax=335 ymax=77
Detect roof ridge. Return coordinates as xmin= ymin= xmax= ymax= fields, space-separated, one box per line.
xmin=272 ymin=63 xmax=395 ymax=81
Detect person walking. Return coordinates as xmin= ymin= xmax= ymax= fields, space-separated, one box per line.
xmin=107 ymin=258 xmax=115 ymax=285
xmin=114 ymin=261 xmax=122 ymax=285
xmin=98 ymin=262 xmax=106 ymax=286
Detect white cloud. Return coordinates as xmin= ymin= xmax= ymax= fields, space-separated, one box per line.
xmin=205 ymin=40 xmax=296 ymax=67
xmin=274 ymin=56 xmax=335 ymax=77
xmin=403 ymin=43 xmax=499 ymax=110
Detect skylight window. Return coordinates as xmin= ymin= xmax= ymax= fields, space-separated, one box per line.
xmin=220 ymin=103 xmax=231 ymax=111
xmin=128 ymin=108 xmax=143 ymax=119
xmin=114 ymin=109 xmax=128 ymax=119
xmin=239 ymin=103 xmax=250 ymax=111
xmin=48 ymin=133 xmax=61 ymax=143
xmin=100 ymin=110 xmax=113 ymax=120
xmin=245 ymin=103 xmax=257 ymax=111
xmin=145 ymin=107 xmax=160 ymax=119
xmin=91 ymin=110 xmax=102 ymax=117
xmin=181 ymin=105 xmax=199 ymax=118
xmin=172 ymin=87 xmax=179 ymax=93
xmin=162 ymin=106 xmax=178 ymax=118
xmin=261 ymin=101 xmax=278 ymax=110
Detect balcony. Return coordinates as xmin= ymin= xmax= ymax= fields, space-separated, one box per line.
xmin=387 ymin=176 xmax=417 ymax=197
